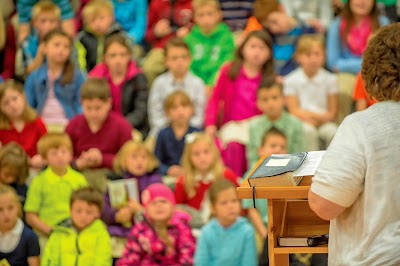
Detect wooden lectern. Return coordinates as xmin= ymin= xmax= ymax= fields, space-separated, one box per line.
xmin=237 ymin=159 xmax=329 ymax=266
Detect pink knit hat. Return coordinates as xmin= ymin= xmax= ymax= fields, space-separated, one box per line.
xmin=141 ymin=183 xmax=176 ymax=208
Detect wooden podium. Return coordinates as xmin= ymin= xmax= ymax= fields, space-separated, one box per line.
xmin=237 ymin=173 xmax=329 ymax=266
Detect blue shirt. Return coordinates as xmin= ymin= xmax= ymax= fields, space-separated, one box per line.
xmin=154 ymin=126 xmax=201 ymax=175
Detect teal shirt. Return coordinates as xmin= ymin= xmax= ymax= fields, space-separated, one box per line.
xmin=342 ymin=0 xmax=396 ymax=5
xmin=185 ymin=23 xmax=235 ymax=86
xmin=246 ymin=112 xmax=305 ymax=171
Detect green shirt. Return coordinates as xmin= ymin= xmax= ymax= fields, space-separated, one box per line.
xmin=342 ymin=0 xmax=396 ymax=6
xmin=185 ymin=23 xmax=235 ymax=86
xmin=25 ymin=166 xmax=88 ymax=226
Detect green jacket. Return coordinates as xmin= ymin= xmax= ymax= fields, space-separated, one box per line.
xmin=185 ymin=23 xmax=235 ymax=86
xmin=41 ymin=219 xmax=112 ymax=266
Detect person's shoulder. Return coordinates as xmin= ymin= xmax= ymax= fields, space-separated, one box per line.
xmin=282 ymin=110 xmax=302 ymax=124
xmin=248 ymin=114 xmax=267 ymax=127
xmin=22 ymin=223 xmax=39 ymax=241
xmin=66 ymin=167 xmax=86 ymax=179
xmin=87 ymin=219 xmax=109 ymax=235
xmin=284 ymin=67 xmax=303 ymax=82
xmin=201 ymin=218 xmax=218 ymax=234
xmin=109 ymin=112 xmax=132 ymax=127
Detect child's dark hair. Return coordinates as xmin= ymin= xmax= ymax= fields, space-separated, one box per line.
xmin=104 ymin=34 xmax=133 ymax=56
xmin=362 ymin=23 xmax=400 ymax=102
xmin=0 ymin=142 xmax=29 ymax=185
xmin=43 ymin=29 xmax=74 ymax=85
xmin=209 ymin=179 xmax=236 ymax=205
xmin=81 ymin=78 xmax=111 ymax=101
xmin=261 ymin=126 xmax=287 ymax=146
xmin=228 ymin=30 xmax=274 ymax=81
xmin=257 ymin=76 xmax=283 ymax=95
xmin=70 ymin=187 xmax=104 ymax=211
xmin=164 ymin=37 xmax=190 ymax=57
xmin=253 ymin=0 xmax=279 ymax=23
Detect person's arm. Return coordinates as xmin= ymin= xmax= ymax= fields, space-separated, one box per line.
xmin=177 ymin=223 xmax=195 ymax=265
xmin=319 ymin=0 xmax=334 ymax=30
xmin=246 ymin=122 xmax=261 ymax=169
xmin=73 ymin=70 xmax=84 ymax=114
xmin=25 ymin=43 xmax=45 ymax=75
xmin=0 ymin=23 xmax=16 ymax=79
xmin=285 ymin=95 xmax=319 ymax=125
xmin=174 ymin=177 xmax=187 ymax=204
xmin=308 ymin=190 xmax=347 ymax=220
xmin=41 ymin=233 xmax=60 ymax=266
xmin=124 ymin=73 xmax=148 ymax=129
xmin=190 ymin=78 xmax=206 ymax=129
xmin=148 ymin=77 xmax=168 ymax=136
xmin=194 ymin=230 xmax=210 ymax=266
xmin=326 ymin=18 xmax=342 ymax=72
xmin=115 ymin=226 xmax=143 ymax=266
xmin=154 ymin=132 xmax=170 ymax=175
xmin=239 ymin=226 xmax=258 ymax=266
xmin=94 ymin=228 xmax=113 ymax=266
xmin=310 ymin=94 xmax=339 ymax=123
xmin=127 ymin=0 xmax=147 ymax=43
xmin=247 ymin=208 xmax=267 ymax=238
xmin=27 ymin=257 xmax=40 ymax=266
xmin=75 ymin=40 xmax=87 ymax=73
xmin=27 ymin=229 xmax=41 ymax=266
xmin=24 ymin=72 xmax=38 ymax=109
xmin=25 ymin=212 xmax=52 ymax=236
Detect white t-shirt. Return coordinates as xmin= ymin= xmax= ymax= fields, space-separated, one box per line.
xmin=284 ymin=68 xmax=338 ymax=113
xmin=311 ymin=101 xmax=400 ymax=266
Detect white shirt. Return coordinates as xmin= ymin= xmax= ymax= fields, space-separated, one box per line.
xmin=0 ymin=218 xmax=24 ymax=253
xmin=284 ymin=68 xmax=338 ymax=113
xmin=311 ymin=101 xmax=400 ymax=265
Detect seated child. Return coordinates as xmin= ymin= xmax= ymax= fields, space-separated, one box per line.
xmin=353 ymin=73 xmax=377 ymax=111
xmin=102 ymin=140 xmax=162 ymax=259
xmin=246 ymin=79 xmax=305 ymax=170
xmin=175 ymin=132 xmax=238 ymax=222
xmin=24 ymin=29 xmax=84 ymax=131
xmin=284 ymin=34 xmax=338 ymax=151
xmin=89 ymin=34 xmax=149 ymax=138
xmin=76 ymin=0 xmax=124 ymax=73
xmin=148 ymin=38 xmax=206 ymax=138
xmin=116 ymin=183 xmax=196 ymax=266
xmin=0 ymin=142 xmax=29 ymax=206
xmin=21 ymin=1 xmax=61 ymax=75
xmin=195 ymin=179 xmax=257 ymax=266
xmin=184 ymin=0 xmax=235 ymax=88
xmin=42 ymin=187 xmax=112 ymax=266
xmin=65 ymin=78 xmax=132 ymax=193
xmin=24 ymin=133 xmax=88 ymax=250
xmin=0 ymin=79 xmax=47 ymax=168
xmin=0 ymin=185 xmax=40 ymax=266
xmin=155 ymin=91 xmax=201 ymax=178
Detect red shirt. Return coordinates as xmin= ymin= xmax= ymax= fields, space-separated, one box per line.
xmin=0 ymin=118 xmax=47 ymax=157
xmin=353 ymin=73 xmax=377 ymax=107
xmin=174 ymin=168 xmax=238 ymax=210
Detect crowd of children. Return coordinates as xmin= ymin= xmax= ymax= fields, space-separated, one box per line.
xmin=0 ymin=0 xmax=396 ymax=265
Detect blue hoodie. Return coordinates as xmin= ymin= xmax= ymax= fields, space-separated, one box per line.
xmin=195 ymin=217 xmax=257 ymax=266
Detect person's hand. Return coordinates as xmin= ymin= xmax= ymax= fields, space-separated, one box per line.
xmin=205 ymin=125 xmax=217 ymax=138
xmin=307 ymin=19 xmax=325 ymax=33
xmin=30 ymin=154 xmax=46 ymax=169
xmin=176 ymin=26 xmax=190 ymax=38
xmin=126 ymin=199 xmax=141 ymax=214
xmin=115 ymin=207 xmax=133 ymax=224
xmin=154 ymin=19 xmax=172 ymax=38
xmin=75 ymin=152 xmax=91 ymax=170
xmin=36 ymin=43 xmax=46 ymax=60
xmin=85 ymin=148 xmax=102 ymax=167
xmin=167 ymin=165 xmax=185 ymax=178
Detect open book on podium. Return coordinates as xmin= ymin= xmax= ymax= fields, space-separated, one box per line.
xmin=248 ymin=151 xmax=325 ymax=187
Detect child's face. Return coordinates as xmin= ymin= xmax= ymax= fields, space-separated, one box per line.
xmin=103 ymin=43 xmax=131 ymax=74
xmin=146 ymin=198 xmax=174 ymax=223
xmin=350 ymin=0 xmax=374 ymax=17
xmin=166 ymin=100 xmax=193 ymax=125
xmin=194 ymin=4 xmax=221 ymax=34
xmin=0 ymin=166 xmax=18 ymax=185
xmin=165 ymin=47 xmax=191 ymax=78
xmin=45 ymin=145 xmax=72 ymax=170
xmin=43 ymin=35 xmax=71 ymax=65
xmin=256 ymin=86 xmax=284 ymax=120
xmin=71 ymin=199 xmax=100 ymax=232
xmin=33 ymin=12 xmax=60 ymax=38
xmin=190 ymin=140 xmax=214 ymax=174
xmin=296 ymin=44 xmax=325 ymax=76
xmin=212 ymin=187 xmax=241 ymax=227
xmin=242 ymin=36 xmax=271 ymax=69
xmin=0 ymin=193 xmax=19 ymax=233
xmin=86 ymin=11 xmax=114 ymax=35
xmin=263 ymin=12 xmax=291 ymax=35
xmin=82 ymin=98 xmax=112 ymax=126
xmin=125 ymin=149 xmax=149 ymax=176
xmin=258 ymin=134 xmax=288 ymax=157
xmin=0 ymin=89 xmax=25 ymax=121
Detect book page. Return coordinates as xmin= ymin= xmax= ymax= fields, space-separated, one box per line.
xmin=294 ymin=151 xmax=326 ymax=176
xmin=108 ymin=180 xmax=128 ymax=209
xmin=125 ymin=179 xmax=139 ymax=202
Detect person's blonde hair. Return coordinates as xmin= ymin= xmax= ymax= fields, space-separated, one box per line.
xmin=113 ymin=140 xmax=158 ymax=174
xmin=31 ymin=0 xmax=61 ymax=21
xmin=0 ymin=79 xmax=37 ymax=130
xmin=181 ymin=132 xmax=224 ymax=198
xmin=163 ymin=90 xmax=194 ymax=113
xmin=0 ymin=12 xmax=5 ymax=51
xmin=82 ymin=0 xmax=114 ymax=26
xmin=36 ymin=133 xmax=73 ymax=159
xmin=295 ymin=34 xmax=325 ymax=56
xmin=0 ymin=184 xmax=22 ymax=217
xmin=361 ymin=23 xmax=400 ymax=102
xmin=0 ymin=142 xmax=29 ymax=185
xmin=193 ymin=0 xmax=220 ymax=12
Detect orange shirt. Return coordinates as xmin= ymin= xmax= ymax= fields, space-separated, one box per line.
xmin=353 ymin=73 xmax=377 ymax=108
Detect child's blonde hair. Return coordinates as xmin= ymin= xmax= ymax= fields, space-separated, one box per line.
xmin=181 ymin=132 xmax=224 ymax=198
xmin=193 ymin=0 xmax=220 ymax=12
xmin=0 ymin=12 xmax=5 ymax=51
xmin=0 ymin=79 xmax=37 ymax=130
xmin=0 ymin=184 xmax=22 ymax=217
xmin=163 ymin=90 xmax=194 ymax=113
xmin=82 ymin=0 xmax=114 ymax=26
xmin=37 ymin=133 xmax=73 ymax=159
xmin=0 ymin=142 xmax=29 ymax=185
xmin=295 ymin=34 xmax=325 ymax=56
xmin=113 ymin=140 xmax=159 ymax=174
xmin=32 ymin=0 xmax=61 ymax=21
